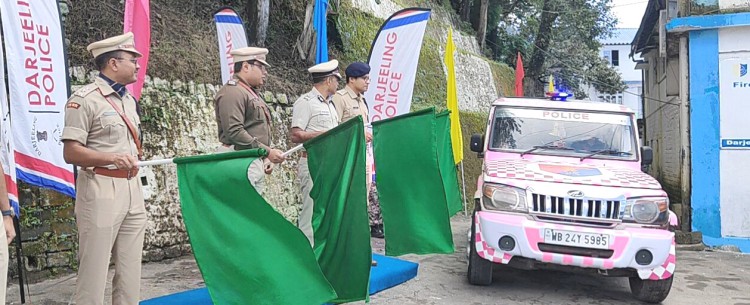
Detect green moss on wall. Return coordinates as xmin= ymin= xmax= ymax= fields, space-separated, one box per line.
xmin=488 ymin=60 xmax=515 ymax=97
xmin=412 ymin=37 xmax=448 ymax=111
xmin=335 ymin=5 xmax=383 ymax=65
xmin=458 ymin=111 xmax=488 ymax=210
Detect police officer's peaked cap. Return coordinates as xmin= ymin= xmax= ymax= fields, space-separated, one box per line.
xmin=308 ymin=60 xmax=341 ymax=80
xmin=345 ymin=62 xmax=370 ymax=78
xmin=231 ymin=47 xmax=270 ymax=67
xmin=87 ymin=32 xmax=142 ymax=59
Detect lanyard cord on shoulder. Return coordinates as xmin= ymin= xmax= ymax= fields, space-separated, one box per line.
xmin=237 ymin=81 xmax=272 ymax=124
xmin=97 ymin=88 xmax=143 ymax=159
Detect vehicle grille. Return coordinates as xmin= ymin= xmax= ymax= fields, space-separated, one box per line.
xmin=531 ymin=194 xmax=622 ymax=220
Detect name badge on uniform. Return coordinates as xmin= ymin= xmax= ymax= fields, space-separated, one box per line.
xmin=102 ymin=111 xmax=118 ymax=117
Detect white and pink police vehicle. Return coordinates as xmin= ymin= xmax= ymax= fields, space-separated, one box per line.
xmin=468 ymin=97 xmax=676 ymax=303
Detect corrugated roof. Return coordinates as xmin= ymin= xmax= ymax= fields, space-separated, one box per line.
xmin=631 ymin=0 xmax=666 ymax=57
xmin=601 ymin=28 xmax=639 ymax=45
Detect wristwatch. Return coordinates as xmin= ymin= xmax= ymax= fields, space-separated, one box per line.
xmin=1 ymin=209 xmax=13 ymax=217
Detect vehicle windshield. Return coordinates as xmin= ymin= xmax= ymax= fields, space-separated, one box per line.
xmin=489 ymin=107 xmax=637 ymax=160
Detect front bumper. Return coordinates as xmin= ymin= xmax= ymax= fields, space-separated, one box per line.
xmin=473 ymin=211 xmax=676 ymax=280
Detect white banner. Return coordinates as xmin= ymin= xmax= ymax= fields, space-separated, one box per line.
xmin=0 ymin=0 xmax=75 ymax=197
xmin=365 ymin=8 xmax=431 ymax=123
xmin=0 ymin=39 xmax=19 ymax=212
xmin=214 ymin=7 xmax=248 ymax=84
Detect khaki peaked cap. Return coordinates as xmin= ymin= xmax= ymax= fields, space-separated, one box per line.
xmin=231 ymin=47 xmax=270 ymax=67
xmin=87 ymin=32 xmax=142 ymax=59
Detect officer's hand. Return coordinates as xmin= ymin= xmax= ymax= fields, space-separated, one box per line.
xmin=3 ymin=216 xmax=15 ymax=245
xmin=267 ymin=149 xmax=285 ymax=164
xmin=264 ymin=161 xmax=274 ymax=174
xmin=365 ymin=132 xmax=373 ymax=143
xmin=113 ymin=154 xmax=138 ymax=170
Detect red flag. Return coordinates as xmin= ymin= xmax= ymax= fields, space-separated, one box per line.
xmin=124 ymin=0 xmax=150 ymax=100
xmin=514 ymin=52 xmax=524 ymax=97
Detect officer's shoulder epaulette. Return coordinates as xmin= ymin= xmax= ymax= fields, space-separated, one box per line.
xmin=72 ymin=83 xmax=98 ymax=98
xmin=334 ymin=89 xmax=346 ymax=96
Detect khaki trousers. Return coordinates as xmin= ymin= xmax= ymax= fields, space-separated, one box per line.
xmin=297 ymin=157 xmax=314 ymax=246
xmin=74 ymin=172 xmax=147 ymax=305
xmin=0 ymin=216 xmax=8 ymax=305
xmin=216 ymin=145 xmax=266 ymax=194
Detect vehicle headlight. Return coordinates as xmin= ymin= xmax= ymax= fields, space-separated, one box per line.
xmin=482 ymin=183 xmax=527 ymax=212
xmin=624 ymin=197 xmax=669 ymax=224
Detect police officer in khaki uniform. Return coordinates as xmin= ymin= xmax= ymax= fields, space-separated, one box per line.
xmin=62 ymin=32 xmax=146 ymax=305
xmin=331 ymin=62 xmax=383 ymax=238
xmin=291 ymin=59 xmax=341 ymax=245
xmin=214 ymin=47 xmax=285 ymax=193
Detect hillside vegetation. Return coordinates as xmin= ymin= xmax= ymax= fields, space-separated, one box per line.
xmin=65 ymin=0 xmax=513 ymax=203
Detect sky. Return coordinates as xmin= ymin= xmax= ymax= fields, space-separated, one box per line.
xmin=611 ymin=0 xmax=649 ymax=28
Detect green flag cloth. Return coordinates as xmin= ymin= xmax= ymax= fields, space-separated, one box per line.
xmin=174 ymin=149 xmax=337 ymax=305
xmin=304 ymin=116 xmax=372 ymax=303
xmin=436 ymin=110 xmax=464 ymax=216
xmin=372 ymin=108 xmax=454 ymax=256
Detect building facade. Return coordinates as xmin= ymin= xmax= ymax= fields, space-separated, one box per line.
xmin=586 ymin=28 xmax=644 ymax=119
xmin=633 ymin=0 xmax=750 ymax=252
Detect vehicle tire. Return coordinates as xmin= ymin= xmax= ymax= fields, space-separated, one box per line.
xmin=629 ymin=275 xmax=673 ymax=303
xmin=467 ymin=213 xmax=493 ymax=286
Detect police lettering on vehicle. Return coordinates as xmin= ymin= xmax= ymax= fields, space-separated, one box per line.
xmin=542 ymin=111 xmax=590 ymax=120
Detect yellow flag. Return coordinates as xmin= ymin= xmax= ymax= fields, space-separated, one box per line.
xmin=445 ymin=28 xmax=463 ymax=164
xmin=547 ymin=75 xmax=555 ymax=93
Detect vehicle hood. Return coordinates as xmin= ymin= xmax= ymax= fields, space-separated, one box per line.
xmin=483 ymin=159 xmax=662 ymax=190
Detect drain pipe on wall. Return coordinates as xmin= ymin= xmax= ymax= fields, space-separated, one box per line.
xmin=679 ymin=35 xmax=691 ymax=232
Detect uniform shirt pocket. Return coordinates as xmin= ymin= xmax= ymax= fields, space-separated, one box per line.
xmin=310 ymin=110 xmax=333 ymax=127
xmin=100 ymin=114 xmax=127 ymax=143
xmin=251 ymin=100 xmax=268 ymax=122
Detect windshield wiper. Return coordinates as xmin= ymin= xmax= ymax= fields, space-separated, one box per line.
xmin=579 ymin=149 xmax=633 ymax=161
xmin=521 ymin=145 xmax=574 ymax=157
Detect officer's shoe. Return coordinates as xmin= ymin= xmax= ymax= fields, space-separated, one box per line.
xmin=370 ymin=224 xmax=385 ymax=239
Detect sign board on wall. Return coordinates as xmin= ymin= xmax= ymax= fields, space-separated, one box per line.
xmin=718 ymin=38 xmax=750 ymax=238
xmin=719 ymin=55 xmax=750 ymax=148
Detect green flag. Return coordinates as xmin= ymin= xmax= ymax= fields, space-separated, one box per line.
xmin=436 ymin=110 xmax=464 ymax=216
xmin=304 ymin=116 xmax=372 ymax=303
xmin=372 ymin=108 xmax=454 ymax=256
xmin=174 ymin=149 xmax=337 ymax=305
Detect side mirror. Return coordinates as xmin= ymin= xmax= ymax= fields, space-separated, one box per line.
xmin=641 ymin=146 xmax=653 ymax=166
xmin=470 ymin=134 xmax=484 ymax=158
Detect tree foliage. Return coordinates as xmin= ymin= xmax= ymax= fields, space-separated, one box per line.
xmin=449 ymin=0 xmax=626 ymax=97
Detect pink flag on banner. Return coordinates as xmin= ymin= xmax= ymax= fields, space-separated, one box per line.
xmin=124 ymin=0 xmax=151 ymax=100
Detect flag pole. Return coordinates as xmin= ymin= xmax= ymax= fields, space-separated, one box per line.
xmin=281 ymin=144 xmax=304 ymax=158
xmin=459 ymin=161 xmax=468 ymax=216
xmin=107 ymin=145 xmax=307 ymax=169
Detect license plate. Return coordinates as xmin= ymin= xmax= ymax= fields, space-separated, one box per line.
xmin=543 ymin=229 xmax=610 ymax=249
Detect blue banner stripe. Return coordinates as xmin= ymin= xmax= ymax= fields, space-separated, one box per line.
xmin=214 ymin=15 xmax=243 ymax=24
xmin=382 ymin=12 xmax=430 ymax=30
xmin=10 ymin=200 xmax=19 ymax=218
xmin=17 ymin=170 xmax=76 ymax=199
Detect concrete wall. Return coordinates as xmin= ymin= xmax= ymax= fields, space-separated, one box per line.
xmin=640 ymin=50 xmax=684 ymax=204
xmin=687 ymin=24 xmax=750 ymax=251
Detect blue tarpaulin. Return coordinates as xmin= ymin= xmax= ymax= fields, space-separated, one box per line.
xmin=313 ymin=0 xmax=328 ymax=64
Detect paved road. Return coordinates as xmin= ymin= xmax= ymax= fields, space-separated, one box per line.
xmin=371 ymin=215 xmax=750 ymax=305
xmin=8 ymin=215 xmax=750 ymax=305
